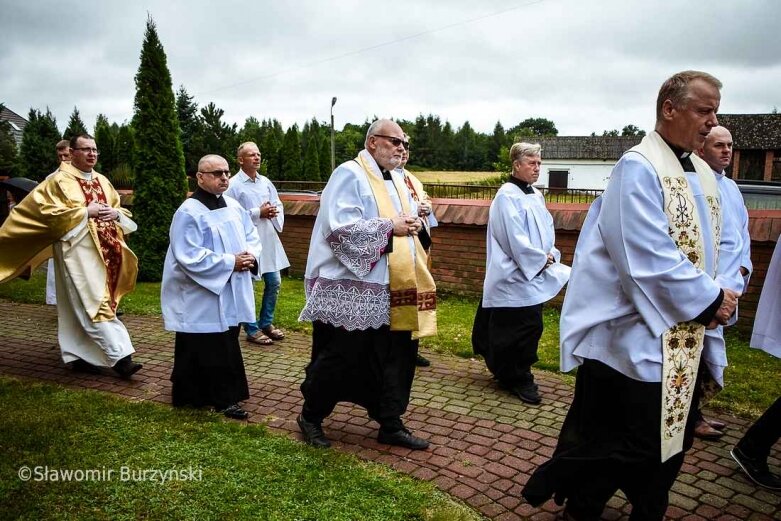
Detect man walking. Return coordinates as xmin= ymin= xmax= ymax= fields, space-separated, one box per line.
xmin=297 ymin=119 xmax=436 ymax=450
xmin=226 ymin=142 xmax=290 ymax=346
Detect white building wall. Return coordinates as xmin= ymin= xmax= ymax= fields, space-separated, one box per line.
xmin=536 ymin=159 xmax=615 ymax=190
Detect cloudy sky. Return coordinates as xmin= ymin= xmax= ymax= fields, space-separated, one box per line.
xmin=2 ymin=0 xmax=779 ymax=137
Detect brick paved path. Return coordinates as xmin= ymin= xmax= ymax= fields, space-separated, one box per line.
xmin=1 ymin=301 xmax=779 ymax=520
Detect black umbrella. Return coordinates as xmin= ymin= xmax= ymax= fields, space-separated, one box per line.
xmin=1 ymin=177 xmax=39 ymax=203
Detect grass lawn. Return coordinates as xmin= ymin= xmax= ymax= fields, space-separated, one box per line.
xmin=413 ymin=171 xmax=502 ymax=184
xmin=0 ymin=377 xmax=477 ymax=521
xmin=2 ymin=268 xmax=779 ymax=418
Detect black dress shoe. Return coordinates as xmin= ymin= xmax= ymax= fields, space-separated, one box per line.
xmin=220 ymin=404 xmax=249 ymax=420
xmin=731 ymin=446 xmax=781 ymax=490
xmin=378 ymin=428 xmax=430 ymax=450
xmin=112 ymin=356 xmax=142 ymax=378
xmin=297 ymin=414 xmax=331 ymax=448
xmin=511 ymin=383 xmax=541 ymax=405
xmin=706 ymin=418 xmax=727 ymax=430
xmin=70 ymin=359 xmax=101 ymax=374
xmin=415 ymin=354 xmax=431 ymax=367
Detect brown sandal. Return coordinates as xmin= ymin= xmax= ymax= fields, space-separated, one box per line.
xmin=246 ymin=332 xmax=273 ymax=345
xmin=261 ymin=325 xmax=285 ymax=340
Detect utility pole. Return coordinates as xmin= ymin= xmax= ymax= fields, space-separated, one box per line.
xmin=330 ymin=97 xmax=337 ymax=172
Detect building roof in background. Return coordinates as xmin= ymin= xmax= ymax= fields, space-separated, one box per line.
xmin=718 ymin=114 xmax=781 ymax=149
xmin=0 ymin=106 xmax=27 ymax=132
xmin=535 ymin=136 xmax=642 ymax=160
xmin=0 ymin=106 xmax=28 ymax=147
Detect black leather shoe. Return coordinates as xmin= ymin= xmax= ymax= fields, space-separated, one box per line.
xmin=297 ymin=414 xmax=331 ymax=448
xmin=113 ymin=356 xmax=142 ymax=378
xmin=378 ymin=428 xmax=430 ymax=450
xmin=221 ymin=404 xmax=249 ymax=420
xmin=71 ymin=359 xmax=101 ymax=374
xmin=731 ymin=446 xmax=781 ymax=490
xmin=511 ymin=383 xmax=541 ymax=405
xmin=415 ymin=354 xmax=431 ymax=367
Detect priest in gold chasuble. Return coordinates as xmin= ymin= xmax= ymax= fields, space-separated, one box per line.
xmin=0 ymin=134 xmax=141 ymax=378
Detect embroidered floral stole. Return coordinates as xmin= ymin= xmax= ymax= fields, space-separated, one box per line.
xmin=356 ymin=152 xmax=437 ymax=338
xmin=630 ymin=131 xmax=721 ymax=462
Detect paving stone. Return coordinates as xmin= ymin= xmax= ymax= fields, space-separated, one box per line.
xmin=1 ymin=301 xmax=780 ymax=520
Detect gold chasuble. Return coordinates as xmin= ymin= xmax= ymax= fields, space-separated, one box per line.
xmin=0 ymin=163 xmax=138 ymax=322
xmin=356 ymin=154 xmax=437 ymax=338
xmin=631 ymin=131 xmax=721 ymax=462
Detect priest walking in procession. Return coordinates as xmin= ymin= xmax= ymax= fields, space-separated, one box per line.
xmin=162 ymin=154 xmax=262 ymax=420
xmin=522 ymin=71 xmax=740 ymax=520
xmin=0 ymin=133 xmax=141 ymax=378
xmin=297 ymin=119 xmax=437 ymax=450
xmin=471 ymin=142 xmax=570 ymax=404
xmin=730 ymin=237 xmax=781 ymax=491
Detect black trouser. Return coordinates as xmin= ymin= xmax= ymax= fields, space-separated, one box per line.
xmin=523 ymin=359 xmax=699 ymax=521
xmin=300 ymin=321 xmax=416 ymax=433
xmin=471 ymin=303 xmax=543 ymax=387
xmin=737 ymin=396 xmax=781 ymax=461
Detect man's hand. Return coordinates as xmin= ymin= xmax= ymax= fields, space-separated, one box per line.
xmin=233 ymin=251 xmax=256 ymax=272
xmin=391 ymin=214 xmax=422 ymax=237
xmin=87 ymin=202 xmax=102 ymax=218
xmin=88 ymin=203 xmax=118 ymax=221
xmin=713 ymin=288 xmax=740 ymax=326
xmin=260 ymin=202 xmax=279 ymax=219
xmin=417 ymin=200 xmax=432 ymax=217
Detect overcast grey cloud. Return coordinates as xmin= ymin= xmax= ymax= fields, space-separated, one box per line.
xmin=1 ymin=0 xmax=779 ymax=136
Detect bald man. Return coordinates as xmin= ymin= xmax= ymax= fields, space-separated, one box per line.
xmin=162 ymin=154 xmax=262 ymax=420
xmin=691 ymin=125 xmax=753 ymax=439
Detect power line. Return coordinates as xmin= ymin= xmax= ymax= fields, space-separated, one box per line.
xmin=197 ymin=0 xmax=549 ymax=97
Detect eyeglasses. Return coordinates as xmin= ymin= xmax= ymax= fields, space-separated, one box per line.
xmin=199 ymin=170 xmax=232 ymax=178
xmin=373 ymin=134 xmax=410 ymax=150
xmin=72 ymin=147 xmax=100 ymax=155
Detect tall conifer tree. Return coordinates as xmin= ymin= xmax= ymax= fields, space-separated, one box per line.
xmin=131 ymin=15 xmax=187 ymax=281
xmin=18 ymin=108 xmax=61 ymax=180
xmin=62 ymin=107 xmax=88 ymax=141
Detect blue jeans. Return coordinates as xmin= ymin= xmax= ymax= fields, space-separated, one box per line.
xmin=244 ymin=271 xmax=281 ymax=336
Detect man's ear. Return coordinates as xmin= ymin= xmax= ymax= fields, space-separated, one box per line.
xmin=661 ymin=99 xmax=676 ymax=121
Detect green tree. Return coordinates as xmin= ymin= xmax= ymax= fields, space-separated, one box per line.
xmin=261 ymin=119 xmax=284 ymax=179
xmin=130 ymin=15 xmax=187 ymax=281
xmin=280 ymin=124 xmax=303 ymax=181
xmin=488 ymin=121 xmax=507 ymax=171
xmin=318 ymin=135 xmax=331 ymax=178
xmin=18 ymin=108 xmax=61 ymax=180
xmin=302 ymin=133 xmax=321 ymax=181
xmin=175 ymin=85 xmax=201 ymax=176
xmin=621 ymin=124 xmax=646 ymax=137
xmin=62 ymin=107 xmax=88 ymax=141
xmin=197 ymin=102 xmax=238 ymax=171
xmin=602 ymin=129 xmax=620 ymax=137
xmin=94 ymin=114 xmax=117 ymax=174
xmin=508 ymin=117 xmax=558 ymax=139
xmin=0 ymin=104 xmax=17 ymax=178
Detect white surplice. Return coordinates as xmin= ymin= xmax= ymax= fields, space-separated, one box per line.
xmin=560 ymin=152 xmax=726 ymax=384
xmin=482 ymin=182 xmax=570 ymax=307
xmin=161 ymin=195 xmax=262 ymax=333
xmin=299 ymin=150 xmax=419 ymax=331
xmin=751 ymin=238 xmax=781 ymax=358
xmin=225 ymin=171 xmax=290 ymax=275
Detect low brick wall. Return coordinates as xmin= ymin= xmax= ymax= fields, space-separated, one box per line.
xmin=279 ymin=194 xmax=780 ymax=334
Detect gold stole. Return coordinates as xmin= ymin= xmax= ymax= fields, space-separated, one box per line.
xmin=356 ymin=153 xmax=437 ymax=338
xmin=631 ymin=131 xmax=721 ymax=462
